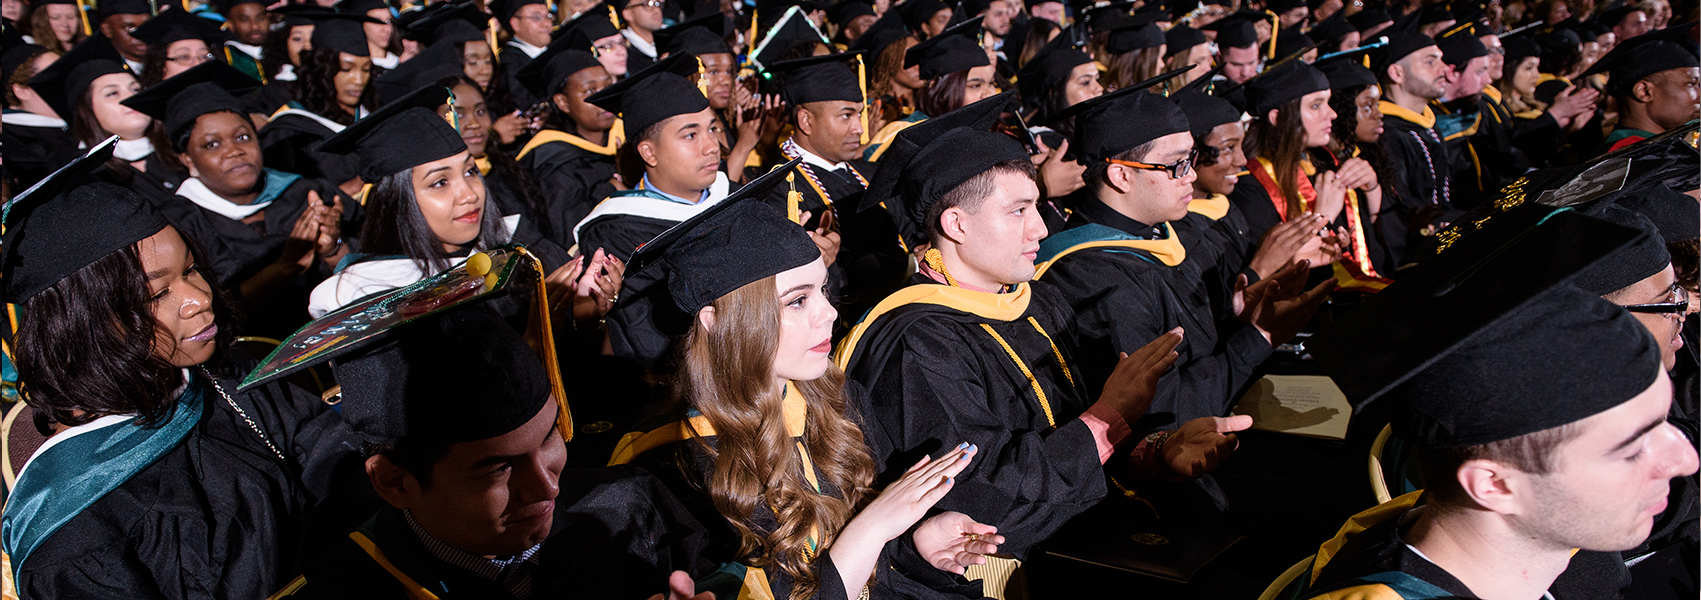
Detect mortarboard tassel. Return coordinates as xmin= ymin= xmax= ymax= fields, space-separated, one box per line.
xmin=1263 ymin=10 xmax=1278 ymax=60
xmin=856 ymin=53 xmax=869 ymax=145
xmin=443 ymin=85 xmax=461 ymax=131
xmin=694 ymin=56 xmax=710 ymax=98
xmin=785 ymin=173 xmax=803 ymax=224
xmin=489 ymin=17 xmax=502 ymax=59
xmin=74 ymin=0 xmax=92 ymax=37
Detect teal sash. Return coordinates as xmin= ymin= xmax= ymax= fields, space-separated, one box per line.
xmin=2 ymin=377 xmax=204 ymax=580
xmin=1035 ymin=223 xmax=1152 ymax=264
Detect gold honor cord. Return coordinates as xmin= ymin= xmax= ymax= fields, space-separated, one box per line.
xmin=925 ymin=248 xmax=1064 ymax=429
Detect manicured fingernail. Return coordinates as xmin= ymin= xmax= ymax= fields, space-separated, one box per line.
xmin=957 ymin=442 xmax=969 ymax=450
xmin=946 ymin=476 xmax=954 ymax=483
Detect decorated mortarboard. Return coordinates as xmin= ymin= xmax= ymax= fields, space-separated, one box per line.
xmin=240 ymin=243 xmax=577 ymax=444
xmin=1314 ymin=40 xmax=1383 ymax=88
xmin=1163 ymin=24 xmax=1207 ymax=57
xmin=314 ymin=85 xmax=465 ymax=182
xmin=517 ymin=37 xmax=604 ymax=98
xmin=128 ymin=7 xmax=225 ymax=49
xmin=626 ymin=158 xmax=821 ymax=313
xmin=1201 ymin=10 xmax=1261 ymax=49
xmin=1016 ymin=31 xmax=1091 ymax=104
xmin=654 ymin=11 xmax=733 ymax=57
xmin=1105 ymin=11 xmax=1164 ymax=53
xmin=750 ymin=5 xmax=831 ymax=69
xmin=1306 ymin=204 xmax=1658 ymax=447
xmin=310 ymin=11 xmax=384 ymax=56
xmin=904 ymin=14 xmax=986 ymax=79
xmin=585 ymin=52 xmax=709 ymax=137
xmin=97 ymin=0 xmax=150 ymax=20
xmin=1 ymin=137 xmax=170 ymax=304
xmin=848 ymin=9 xmax=910 ymax=55
xmin=897 ymin=0 xmax=951 ymax=34
xmin=556 ymin=3 xmax=625 ymax=51
xmin=26 ymin=34 xmax=128 ymax=126
xmin=1348 ymin=8 xmax=1392 ymax=32
xmin=121 ymin=60 xmax=260 ymax=139
xmin=827 ymin=0 xmax=876 ymax=25
xmin=1581 ymin=25 xmax=1701 ymax=96
xmin=859 ymin=90 xmax=1019 ymax=240
xmin=1042 ymin=66 xmax=1193 ymax=163
xmin=1571 ymin=204 xmax=1671 ymax=295
xmin=769 ymin=50 xmax=868 ymax=105
xmin=1371 ymin=31 xmax=1435 ymax=73
xmin=1436 ymin=22 xmax=1488 ymax=67
xmin=400 ymin=1 xmax=490 ymax=44
xmin=374 ymin=40 xmax=469 ymax=105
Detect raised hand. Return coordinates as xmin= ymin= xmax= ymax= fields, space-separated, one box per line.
xmin=911 ymin=511 xmax=1003 ymax=575
xmin=1032 ymin=138 xmax=1085 ymax=199
xmin=800 ymin=211 xmax=842 ymax=267
xmin=1099 ymin=329 xmax=1184 ymax=423
xmin=1248 ymin=213 xmax=1330 ymax=278
xmin=1241 ymin=260 xmax=1336 ymax=345
xmin=1162 ymin=415 xmax=1254 ymax=477
xmin=848 ymin=443 xmax=978 ymax=544
xmin=1312 ymin=170 xmax=1346 ymax=223
xmin=1332 ymin=157 xmax=1379 ymax=191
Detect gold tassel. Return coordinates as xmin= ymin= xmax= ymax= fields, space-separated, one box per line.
xmin=443 ymin=85 xmax=461 ymax=130
xmin=1264 ymin=10 xmax=1278 ymax=60
xmin=489 ymin=17 xmax=501 ymax=59
xmin=856 ymin=54 xmax=869 ymax=145
xmin=607 ymin=4 xmax=621 ymax=29
xmin=748 ymin=8 xmax=759 ymax=68
xmin=923 ymin=247 xmax=959 ymax=287
xmin=786 ymin=173 xmax=803 ymax=224
xmin=74 ymin=0 xmax=91 ymax=37
xmin=695 ymin=56 xmax=710 ymax=98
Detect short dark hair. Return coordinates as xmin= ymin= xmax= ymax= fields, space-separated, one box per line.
xmin=363 ymin=439 xmax=453 ymax=488
xmin=925 ymin=158 xmax=1038 ymax=243
xmin=1414 ymin=423 xmax=1582 ymax=506
xmin=1082 ymin=139 xmax=1157 ymax=194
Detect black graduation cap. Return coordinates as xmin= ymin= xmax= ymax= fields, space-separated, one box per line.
xmin=1043 ymin=66 xmax=1192 ymax=163
xmin=128 ymin=8 xmax=224 ymax=50
xmin=556 ymin=3 xmax=625 ymax=51
xmin=1416 ymin=3 xmax=1454 ymax=25
xmin=1084 ymin=1 xmax=1137 ymax=34
xmin=584 ymin=52 xmax=709 ymax=137
xmin=1105 ymin=12 xmax=1163 ymax=53
xmin=1348 ymin=8 xmax=1391 ymax=32
xmin=1171 ymin=88 xmax=1240 ymax=141
xmin=400 ymin=1 xmax=490 ymax=44
xmin=311 ymin=12 xmax=383 ymax=56
xmin=1241 ymin=55 xmax=1327 ymax=115
xmin=1 ymin=137 xmax=171 ymax=304
xmin=2 ymin=24 xmax=43 ymax=85
xmin=517 ymin=38 xmax=603 ymax=99
xmin=860 ymin=90 xmax=1018 ymax=231
xmin=769 ymin=50 xmax=866 ymax=105
xmin=654 ymin=11 xmax=732 ymax=57
xmin=1268 ymin=0 xmax=1304 ymax=13
xmin=1307 ymin=11 xmax=1355 ymax=46
xmin=339 ymin=0 xmax=393 ymax=16
xmin=627 ymin=158 xmax=821 ymax=313
xmin=1314 ymin=41 xmax=1381 ymax=88
xmin=1614 ymin=185 xmax=1700 ymax=245
xmin=26 ymin=34 xmax=128 ymax=127
xmin=751 ymin=5 xmax=830 ymax=68
xmin=1596 ymin=3 xmax=1639 ymax=28
xmin=98 ymin=0 xmax=150 ymax=20
xmin=1306 ymin=204 xmax=1659 ymax=448
xmin=1016 ymin=32 xmax=1091 ymax=104
xmin=330 ymin=301 xmax=553 ymax=446
xmin=958 ymin=0 xmax=992 ymax=19
xmin=121 ymin=60 xmax=260 ymax=139
xmin=827 ymin=0 xmax=875 ymax=25
xmin=897 ymin=0 xmax=950 ymax=34
xmin=1572 ymin=204 xmax=1671 ymax=296
xmin=1501 ymin=33 xmax=1539 ymax=67
xmin=273 ymin=5 xmax=343 ymax=28
xmin=1201 ymin=10 xmax=1260 ymax=49
xmin=211 ymin=0 xmax=267 ymax=15
xmin=1163 ymin=24 xmax=1207 ymax=57
xmin=1581 ymin=25 xmax=1701 ymax=96
xmin=374 ymin=40 xmax=467 ymax=105
xmin=314 ymin=85 xmax=465 ymax=182
xmin=1371 ymin=31 xmax=1435 ymax=73
xmin=1269 ymin=25 xmax=1313 ymax=59
xmin=904 ymin=14 xmax=986 ymax=79
xmin=847 ymin=9 xmax=909 ymax=56
xmin=1436 ymin=23 xmax=1488 ymax=67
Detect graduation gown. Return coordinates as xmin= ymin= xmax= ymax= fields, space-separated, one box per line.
xmin=516 ymin=129 xmax=620 ymax=249
xmin=479 ymin=157 xmax=573 ymax=269
xmin=100 ymin=151 xmax=190 ymax=206
xmin=498 ymin=40 xmax=545 ymax=110
xmin=0 ymin=112 xmax=79 ymax=191
xmin=8 ymin=364 xmax=363 ymax=600
xmin=259 ymin=108 xmax=361 ymax=185
xmin=1377 ymin=100 xmax=1455 ymax=267
xmin=1433 ymin=90 xmax=1527 ymax=211
xmin=612 ymin=381 xmax=983 ymax=599
xmin=576 ymin=174 xmax=731 ymax=370
xmin=286 ymin=466 xmax=720 ymax=600
xmin=1299 ymin=491 xmax=1631 ymax=599
xmin=1035 ymin=200 xmax=1271 ymax=427
xmin=837 ymin=275 xmax=1106 ymax=558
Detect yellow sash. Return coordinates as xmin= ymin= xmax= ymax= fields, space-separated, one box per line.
xmin=1187 ymin=194 xmax=1231 ymax=220
xmin=834 ymin=282 xmax=1034 ymax=370
xmin=517 ymin=129 xmax=620 ymax=160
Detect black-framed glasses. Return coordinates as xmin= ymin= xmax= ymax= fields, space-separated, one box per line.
xmin=1107 ymin=149 xmax=1198 ymax=180
xmin=1624 ymin=284 xmax=1691 ymax=315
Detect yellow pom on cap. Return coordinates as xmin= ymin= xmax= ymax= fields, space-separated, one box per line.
xmin=465 ymin=252 xmax=492 ymax=277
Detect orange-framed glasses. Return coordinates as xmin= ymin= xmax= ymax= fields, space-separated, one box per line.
xmin=1107 ymin=149 xmax=1198 ymax=180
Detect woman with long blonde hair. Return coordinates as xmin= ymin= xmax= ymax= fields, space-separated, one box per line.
xmin=613 ymin=179 xmax=1002 ymax=600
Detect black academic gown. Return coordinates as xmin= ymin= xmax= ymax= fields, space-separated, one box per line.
xmin=1378 ymin=104 xmax=1456 ymax=267
xmin=154 ymin=172 xmax=337 ymax=336
xmin=259 ymin=111 xmax=362 ymax=185
xmin=1434 ymin=93 xmax=1527 ymax=211
xmin=499 ymin=42 xmax=541 ymax=110
xmin=756 ymin=158 xmax=910 ymax=329
xmin=1037 ymin=200 xmax=1272 ymax=427
xmin=839 ymin=275 xmax=1107 ymax=559
xmin=626 ymin=382 xmax=983 ymax=599
xmin=103 ymin=153 xmax=190 ymax=206
xmin=0 ymin=119 xmax=79 ymax=191
xmin=16 ymin=361 xmax=364 ymax=600
xmin=483 ymin=163 xmax=573 ymax=270
xmin=517 ymin=132 xmax=619 ymax=250
xmin=288 ymin=466 xmax=719 ymax=600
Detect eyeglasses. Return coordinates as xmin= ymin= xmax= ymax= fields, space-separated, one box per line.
xmin=1623 ymin=284 xmax=1692 ymax=316
xmin=626 ymin=0 xmax=663 ymax=8
xmin=1107 ymin=150 xmax=1197 ymax=180
xmin=166 ymin=53 xmax=216 ymax=65
xmin=516 ymin=13 xmax=553 ymax=22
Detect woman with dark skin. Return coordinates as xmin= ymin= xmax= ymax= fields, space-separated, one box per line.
xmin=258 ymin=16 xmax=378 ymax=195
xmin=517 ymin=47 xmax=625 ymax=249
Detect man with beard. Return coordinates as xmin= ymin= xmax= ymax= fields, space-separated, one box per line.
xmin=1375 ymin=32 xmax=1453 ymax=266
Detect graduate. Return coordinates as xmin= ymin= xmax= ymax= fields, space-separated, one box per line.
xmin=96 ymin=0 xmax=150 ymax=74
xmin=761 ymin=50 xmax=911 ymax=330
xmin=1161 ymin=24 xmax=1213 ymax=89
xmin=249 ymin=6 xmax=330 ymax=117
xmin=259 ymin=12 xmax=381 ymax=191
xmin=212 ymin=0 xmax=270 ymax=82
xmin=1034 ymin=73 xmax=1331 ymax=428
xmin=340 ymin=0 xmax=401 ymax=72
xmin=837 ymin=93 xmax=1245 ymax=569
xmin=494 ymin=0 xmax=553 ymax=109
xmin=130 ymin=7 xmax=225 ymax=87
xmin=1312 ymin=49 xmax=1396 ymax=277
xmin=862 ymin=15 xmax=995 ymax=161
xmin=275 ymin=299 xmax=720 ymax=599
xmin=1173 ymin=83 xmax=1265 ymax=278
xmin=27 ymin=34 xmax=185 ymax=203
xmin=1201 ymin=11 xmax=1263 ymax=87
xmin=575 ymin=54 xmax=731 ymax=369
xmin=515 ymin=40 xmax=621 ymax=250
xmin=1581 ymin=26 xmax=1700 ymax=154
xmin=1430 ymin=24 xmax=1522 ymax=211
xmin=1015 ymin=30 xmax=1100 ymax=140
xmin=1371 ymin=31 xmax=1453 ymax=266
xmin=1 ymin=36 xmax=75 ymax=191
xmin=1090 ymin=10 xmax=1165 ymax=91
xmin=654 ymin=13 xmax=753 ymax=177
xmin=0 ymin=140 xmax=363 ymax=600
xmin=1230 ymin=59 xmax=1354 ymax=244
xmin=1301 ymin=206 xmax=1699 ymax=599
xmin=609 ymin=168 xmax=1001 ymax=599
xmin=122 ymin=60 xmax=347 ymax=336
